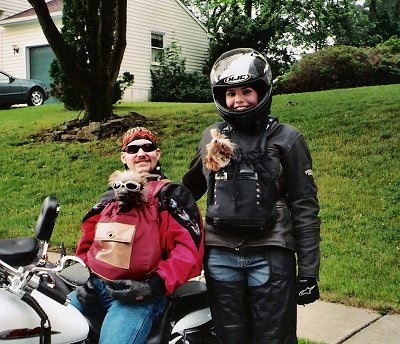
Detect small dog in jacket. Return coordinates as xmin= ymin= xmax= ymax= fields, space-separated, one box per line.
xmin=205 ymin=128 xmax=238 ymax=172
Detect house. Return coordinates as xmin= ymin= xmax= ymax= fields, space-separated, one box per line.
xmin=0 ymin=0 xmax=209 ymax=102
xmin=0 ymin=2 xmax=31 ymax=19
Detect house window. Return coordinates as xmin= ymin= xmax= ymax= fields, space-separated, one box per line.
xmin=151 ymin=32 xmax=164 ymax=63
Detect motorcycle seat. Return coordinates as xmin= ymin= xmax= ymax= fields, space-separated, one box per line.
xmin=0 ymin=236 xmax=39 ymax=266
xmin=173 ymin=280 xmax=207 ymax=298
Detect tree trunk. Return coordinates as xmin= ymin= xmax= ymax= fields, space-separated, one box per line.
xmin=83 ymin=93 xmax=113 ymax=123
xmin=81 ymin=77 xmax=113 ymax=123
xmin=28 ymin=0 xmax=127 ymax=124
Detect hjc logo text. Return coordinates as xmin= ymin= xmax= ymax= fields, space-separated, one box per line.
xmin=224 ymin=74 xmax=251 ymax=84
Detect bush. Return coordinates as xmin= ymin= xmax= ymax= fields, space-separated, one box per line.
xmin=151 ymin=70 xmax=212 ymax=102
xmin=151 ymin=40 xmax=212 ymax=103
xmin=113 ymin=72 xmax=135 ymax=104
xmin=273 ymin=39 xmax=400 ymax=94
xmin=376 ymin=36 xmax=400 ymax=54
xmin=49 ymin=60 xmax=83 ymax=111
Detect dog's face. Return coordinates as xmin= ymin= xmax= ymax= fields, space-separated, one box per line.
xmin=108 ymin=170 xmax=148 ymax=210
xmin=204 ymin=128 xmax=238 ymax=172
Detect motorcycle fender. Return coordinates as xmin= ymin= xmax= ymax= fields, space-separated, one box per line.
xmin=0 ymin=288 xmax=88 ymax=343
xmin=171 ymin=307 xmax=212 ymax=335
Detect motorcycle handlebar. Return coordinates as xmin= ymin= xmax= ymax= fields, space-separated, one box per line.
xmin=37 ymin=280 xmax=70 ymax=306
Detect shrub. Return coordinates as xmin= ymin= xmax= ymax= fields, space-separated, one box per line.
xmin=151 ymin=70 xmax=212 ymax=102
xmin=49 ymin=60 xmax=83 ymax=111
xmin=151 ymin=40 xmax=212 ymax=103
xmin=113 ymin=72 xmax=135 ymax=104
xmin=376 ymin=36 xmax=400 ymax=54
xmin=273 ymin=39 xmax=400 ymax=94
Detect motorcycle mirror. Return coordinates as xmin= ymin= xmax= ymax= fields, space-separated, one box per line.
xmin=35 ymin=196 xmax=60 ymax=242
xmin=56 ymin=256 xmax=90 ymax=287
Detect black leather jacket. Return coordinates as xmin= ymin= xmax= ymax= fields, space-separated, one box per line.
xmin=182 ymin=117 xmax=320 ymax=278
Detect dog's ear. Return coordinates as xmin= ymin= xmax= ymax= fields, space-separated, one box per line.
xmin=210 ymin=128 xmax=220 ymax=140
xmin=108 ymin=170 xmax=124 ymax=187
xmin=129 ymin=170 xmax=146 ymax=183
xmin=125 ymin=171 xmax=149 ymax=188
xmin=140 ymin=172 xmax=163 ymax=185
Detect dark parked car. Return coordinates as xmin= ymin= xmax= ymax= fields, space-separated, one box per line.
xmin=0 ymin=70 xmax=49 ymax=109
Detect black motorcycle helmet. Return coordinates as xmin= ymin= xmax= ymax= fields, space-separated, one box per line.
xmin=210 ymin=48 xmax=273 ymax=131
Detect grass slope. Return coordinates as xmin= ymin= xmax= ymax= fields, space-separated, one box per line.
xmin=0 ymin=84 xmax=399 ymax=314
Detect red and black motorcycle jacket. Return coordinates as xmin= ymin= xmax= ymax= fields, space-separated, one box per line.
xmin=75 ymin=179 xmax=204 ymax=295
xmin=182 ymin=117 xmax=320 ymax=279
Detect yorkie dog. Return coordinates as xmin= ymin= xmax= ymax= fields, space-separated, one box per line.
xmin=204 ymin=128 xmax=238 ymax=172
xmin=108 ymin=170 xmax=148 ymax=211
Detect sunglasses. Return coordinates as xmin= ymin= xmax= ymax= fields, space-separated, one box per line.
xmin=112 ymin=181 xmax=142 ymax=192
xmin=122 ymin=143 xmax=157 ymax=154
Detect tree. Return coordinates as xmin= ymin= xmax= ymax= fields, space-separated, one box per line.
xmin=28 ymin=0 xmax=127 ymax=123
xmin=331 ymin=2 xmax=377 ymax=47
xmin=182 ymin=0 xmax=362 ymax=76
xmin=182 ymin=0 xmax=294 ymax=76
xmin=364 ymin=0 xmax=400 ymax=42
xmin=183 ymin=0 xmax=400 ymax=78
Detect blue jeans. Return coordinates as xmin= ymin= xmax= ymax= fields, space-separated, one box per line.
xmin=205 ymin=246 xmax=270 ymax=286
xmin=69 ymin=278 xmax=167 ymax=344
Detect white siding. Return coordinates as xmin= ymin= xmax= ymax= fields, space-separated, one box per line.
xmin=121 ymin=0 xmax=209 ymax=101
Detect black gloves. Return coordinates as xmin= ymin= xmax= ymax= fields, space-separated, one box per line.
xmin=106 ymin=274 xmax=165 ymax=303
xmin=75 ymin=281 xmax=100 ymax=309
xmin=297 ymin=277 xmax=319 ymax=305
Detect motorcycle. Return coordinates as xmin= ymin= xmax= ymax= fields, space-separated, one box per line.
xmin=0 ymin=196 xmax=216 ymax=344
xmin=0 ymin=196 xmax=90 ymax=344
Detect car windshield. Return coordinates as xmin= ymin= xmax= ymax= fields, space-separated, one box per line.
xmin=0 ymin=72 xmax=11 ymax=84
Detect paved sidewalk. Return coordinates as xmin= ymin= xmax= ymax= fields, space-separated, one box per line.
xmin=297 ymin=300 xmax=400 ymax=344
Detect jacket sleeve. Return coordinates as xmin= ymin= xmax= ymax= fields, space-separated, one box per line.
xmin=156 ymin=182 xmax=204 ymax=295
xmin=75 ymin=190 xmax=115 ymax=264
xmin=182 ymin=126 xmax=214 ymax=201
xmin=282 ymin=132 xmax=321 ymax=279
xmin=182 ymin=150 xmax=208 ymax=201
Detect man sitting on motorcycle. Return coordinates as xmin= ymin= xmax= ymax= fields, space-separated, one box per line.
xmin=69 ymin=127 xmax=204 ymax=344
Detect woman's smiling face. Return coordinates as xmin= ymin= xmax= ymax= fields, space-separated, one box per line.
xmin=225 ymin=86 xmax=259 ymax=112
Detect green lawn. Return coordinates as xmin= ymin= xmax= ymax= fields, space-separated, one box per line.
xmin=0 ymin=84 xmax=399 ymax=318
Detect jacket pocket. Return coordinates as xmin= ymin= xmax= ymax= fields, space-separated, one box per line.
xmin=94 ymin=222 xmax=136 ymax=269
